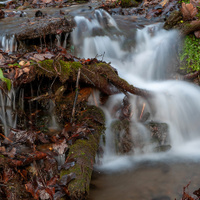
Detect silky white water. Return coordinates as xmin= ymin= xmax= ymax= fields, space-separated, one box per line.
xmin=72 ymin=9 xmax=200 ymax=172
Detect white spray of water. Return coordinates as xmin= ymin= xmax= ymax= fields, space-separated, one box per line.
xmin=72 ymin=10 xmax=200 ymax=171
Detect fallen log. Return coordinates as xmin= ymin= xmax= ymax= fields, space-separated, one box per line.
xmin=164 ymin=10 xmax=200 ymax=36
xmin=34 ymin=59 xmax=152 ymax=98
xmin=15 ymin=16 xmax=75 ymax=41
xmin=60 ymin=105 xmax=105 ymax=200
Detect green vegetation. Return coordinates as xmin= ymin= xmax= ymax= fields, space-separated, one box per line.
xmin=180 ymin=35 xmax=200 ymax=72
xmin=0 ymin=69 xmax=11 ymax=91
xmin=37 ymin=59 xmax=82 ymax=82
xmin=178 ymin=0 xmax=190 ymax=3
xmin=118 ymin=0 xmax=138 ymax=8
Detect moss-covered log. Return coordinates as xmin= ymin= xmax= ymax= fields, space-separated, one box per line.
xmin=178 ymin=20 xmax=200 ymax=36
xmin=164 ymin=10 xmax=200 ymax=36
xmin=60 ymin=105 xmax=105 ymax=200
xmin=34 ymin=59 xmax=152 ymax=98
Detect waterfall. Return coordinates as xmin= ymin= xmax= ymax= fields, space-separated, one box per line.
xmin=71 ymin=9 xmax=200 ymax=170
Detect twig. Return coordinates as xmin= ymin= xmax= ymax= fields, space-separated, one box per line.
xmin=9 ymin=52 xmax=27 ymax=64
xmin=139 ymin=103 xmax=146 ymax=120
xmin=37 ymin=62 xmax=54 ymax=74
xmin=0 ymin=132 xmax=13 ymax=143
xmin=81 ymin=71 xmax=95 ymax=86
xmin=71 ymin=68 xmax=81 ymax=123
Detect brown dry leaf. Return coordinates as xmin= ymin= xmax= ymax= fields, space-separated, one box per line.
xmin=143 ymin=0 xmax=148 ymax=6
xmin=0 ymin=54 xmax=6 ymax=64
xmin=41 ymin=0 xmax=52 ymax=3
xmin=190 ymin=0 xmax=200 ymax=7
xmin=34 ymin=53 xmax=54 ymax=61
xmin=181 ymin=2 xmax=198 ymax=20
xmin=19 ymin=60 xmax=25 ymax=66
xmin=24 ymin=61 xmax=31 ymax=66
xmin=53 ymin=139 xmax=68 ymax=154
xmin=194 ymin=30 xmax=200 ymax=38
xmin=159 ymin=0 xmax=169 ymax=7
xmin=34 ymin=54 xmax=45 ymax=61
xmin=22 ymin=67 xmax=30 ymax=73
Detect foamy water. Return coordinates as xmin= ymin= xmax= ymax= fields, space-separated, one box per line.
xmin=72 ymin=9 xmax=200 ymax=172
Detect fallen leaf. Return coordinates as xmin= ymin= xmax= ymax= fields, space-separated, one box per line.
xmin=159 ymin=0 xmax=169 ymax=7
xmin=190 ymin=0 xmax=200 ymax=7
xmin=194 ymin=30 xmax=200 ymax=38
xmin=181 ymin=2 xmax=198 ymax=20
xmin=19 ymin=60 xmax=25 ymax=66
xmin=53 ymin=139 xmax=68 ymax=154
xmin=22 ymin=67 xmax=30 ymax=73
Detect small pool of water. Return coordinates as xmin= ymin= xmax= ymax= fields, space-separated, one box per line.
xmin=88 ymin=161 xmax=200 ymax=200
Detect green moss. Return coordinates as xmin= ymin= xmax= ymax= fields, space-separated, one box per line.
xmin=59 ymin=106 xmax=105 ymax=199
xmin=37 ymin=59 xmax=82 ymax=82
xmin=117 ymin=0 xmax=138 ymax=8
xmin=178 ymin=0 xmax=190 ymax=3
xmin=180 ymin=34 xmax=200 ymax=72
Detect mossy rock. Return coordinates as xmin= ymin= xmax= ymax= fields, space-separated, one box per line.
xmin=111 ymin=119 xmax=133 ymax=154
xmin=164 ymin=10 xmax=182 ymax=30
xmin=145 ymin=121 xmax=169 ymax=145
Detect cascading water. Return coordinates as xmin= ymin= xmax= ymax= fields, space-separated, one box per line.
xmin=72 ymin=9 xmax=200 ymax=172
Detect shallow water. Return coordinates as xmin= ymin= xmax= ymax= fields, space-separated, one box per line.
xmin=70 ymin=9 xmax=200 ymax=200
xmin=89 ymin=161 xmax=200 ymax=200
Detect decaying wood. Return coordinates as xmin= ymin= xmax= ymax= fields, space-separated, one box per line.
xmin=183 ymin=70 xmax=200 ymax=80
xmin=81 ymin=63 xmax=152 ymax=98
xmin=179 ymin=20 xmax=200 ymax=36
xmin=15 ymin=16 xmax=75 ymax=41
xmin=164 ymin=10 xmax=200 ymax=36
xmin=60 ymin=105 xmax=105 ymax=200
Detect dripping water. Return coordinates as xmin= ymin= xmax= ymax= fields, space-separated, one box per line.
xmin=0 ymin=88 xmax=17 ymax=136
xmin=0 ymin=35 xmax=17 ymax=53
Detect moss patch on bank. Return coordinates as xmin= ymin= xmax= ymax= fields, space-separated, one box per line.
xmin=180 ymin=34 xmax=200 ymax=72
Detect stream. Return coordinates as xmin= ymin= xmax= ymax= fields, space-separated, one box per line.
xmin=71 ymin=9 xmax=200 ymax=200
xmin=1 ymin=4 xmax=200 ymax=200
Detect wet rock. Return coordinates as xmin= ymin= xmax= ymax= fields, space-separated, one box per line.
xmin=154 ymin=144 xmax=171 ymax=152
xmin=111 ymin=119 xmax=133 ymax=154
xmin=163 ymin=10 xmax=182 ymax=30
xmin=145 ymin=121 xmax=169 ymax=145
xmin=35 ymin=10 xmax=43 ymax=17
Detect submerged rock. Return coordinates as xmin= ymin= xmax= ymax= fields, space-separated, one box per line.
xmin=145 ymin=121 xmax=169 ymax=145
xmin=154 ymin=144 xmax=171 ymax=152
